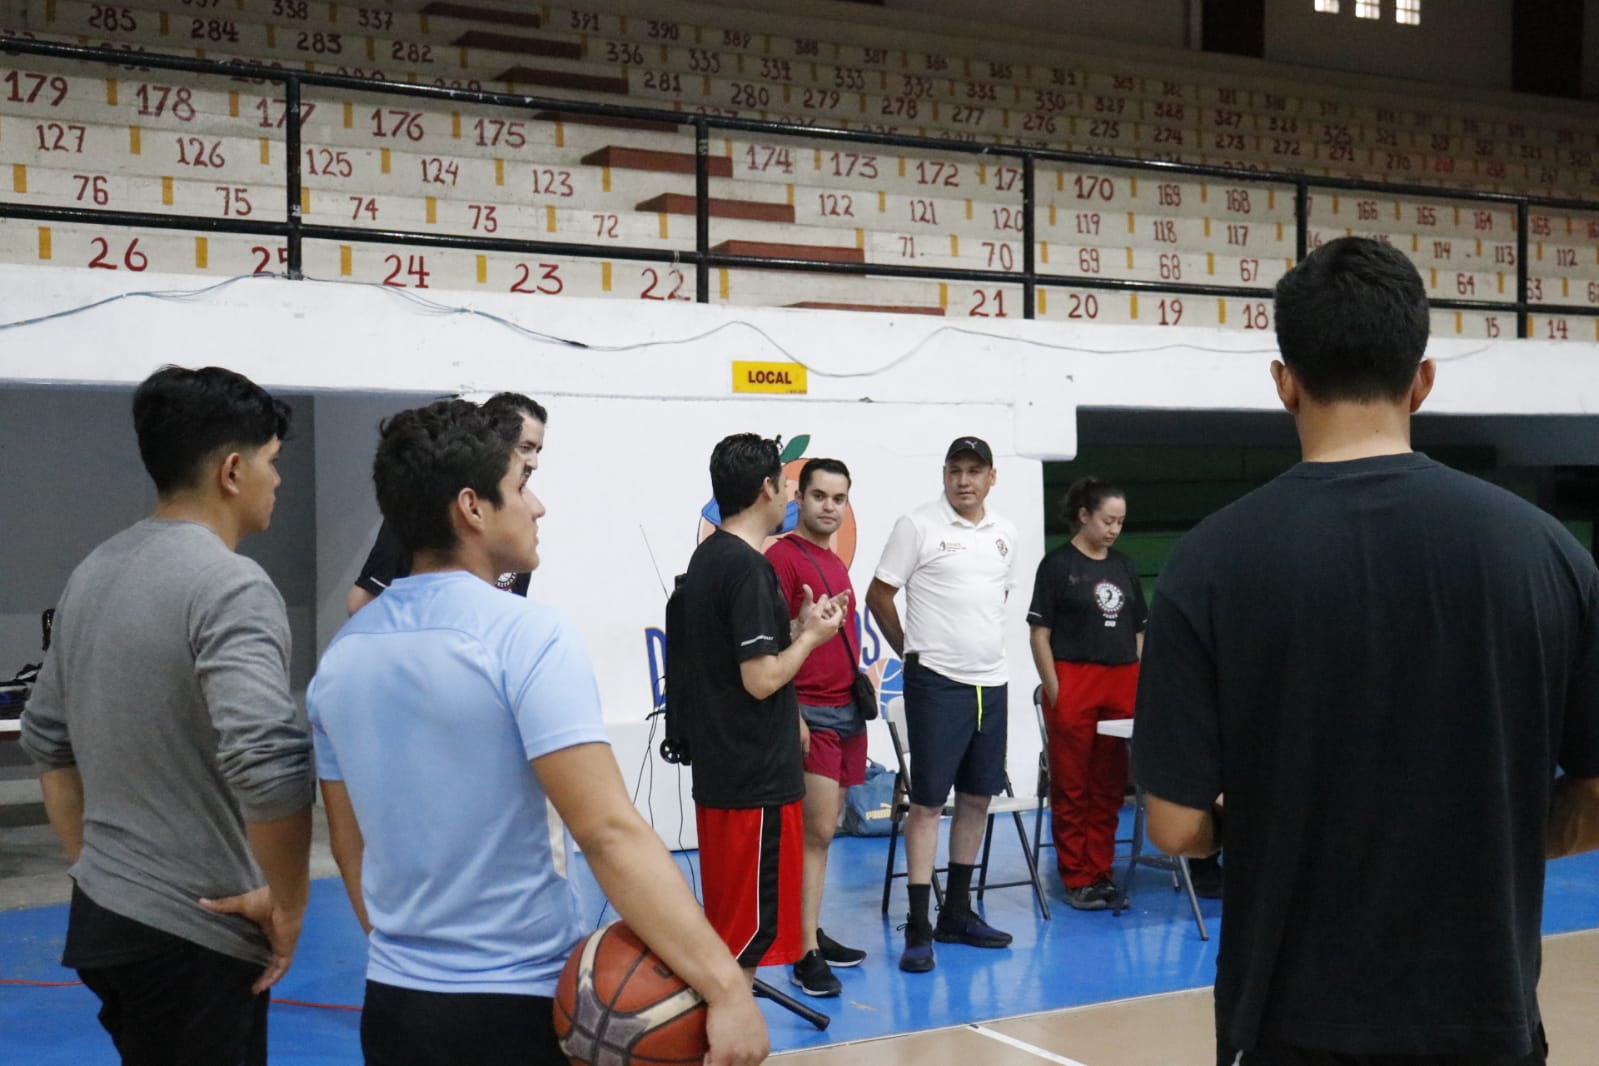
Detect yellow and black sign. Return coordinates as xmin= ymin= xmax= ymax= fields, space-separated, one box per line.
xmin=732 ymin=361 xmax=808 ymax=395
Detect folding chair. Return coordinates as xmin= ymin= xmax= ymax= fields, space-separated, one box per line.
xmin=1099 ymin=718 xmax=1209 ymax=940
xmin=1028 ymin=684 xmax=1054 ymax=875
xmin=880 ymin=696 xmax=1052 ymax=919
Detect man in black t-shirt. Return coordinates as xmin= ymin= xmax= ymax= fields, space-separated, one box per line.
xmin=346 ymin=393 xmax=544 ymax=615
xmin=679 ymin=434 xmax=847 ymax=981
xmin=1134 ymin=237 xmax=1599 ymax=1066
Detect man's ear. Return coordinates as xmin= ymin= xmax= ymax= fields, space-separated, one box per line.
xmin=452 ymin=487 xmax=485 ymax=534
xmin=217 ymin=451 xmax=245 ymax=497
xmin=1409 ymin=359 xmax=1436 ymax=413
xmin=1271 ymin=360 xmax=1300 ymax=415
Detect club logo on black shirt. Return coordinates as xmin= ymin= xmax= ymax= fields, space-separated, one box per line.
xmin=1095 ymin=580 xmax=1125 ymax=624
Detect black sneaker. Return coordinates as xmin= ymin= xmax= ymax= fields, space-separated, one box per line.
xmin=1066 ymin=883 xmax=1111 ymax=911
xmin=790 ymin=949 xmax=841 ymax=997
xmin=816 ymin=928 xmax=866 ymax=968
xmin=897 ymin=919 xmax=935 ymax=973
xmin=932 ymin=908 xmax=1012 ymax=948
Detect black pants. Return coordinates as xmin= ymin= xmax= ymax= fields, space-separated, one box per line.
xmin=1228 ymin=1037 xmax=1548 ymax=1066
xmin=76 ymin=946 xmax=268 ymax=1066
xmin=362 ymin=980 xmax=568 ymax=1066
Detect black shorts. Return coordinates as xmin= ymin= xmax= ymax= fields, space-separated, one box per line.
xmin=902 ymin=659 xmax=1008 ymax=807
xmin=363 ymin=980 xmax=568 ymax=1066
xmin=75 ymin=940 xmax=268 ymax=1066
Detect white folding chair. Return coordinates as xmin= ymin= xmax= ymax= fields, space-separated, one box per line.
xmin=880 ymin=696 xmax=1052 ymax=919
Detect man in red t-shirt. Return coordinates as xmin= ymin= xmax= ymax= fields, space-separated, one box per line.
xmin=765 ymin=458 xmax=871 ymax=998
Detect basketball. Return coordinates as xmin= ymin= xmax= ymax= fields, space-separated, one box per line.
xmin=553 ymin=921 xmax=709 ymax=1066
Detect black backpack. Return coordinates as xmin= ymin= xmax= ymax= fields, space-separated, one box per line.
xmin=658 ymin=573 xmax=692 ymax=766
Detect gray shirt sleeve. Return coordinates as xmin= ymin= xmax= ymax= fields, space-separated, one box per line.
xmin=20 ymin=616 xmax=73 ymax=771
xmin=192 ymin=559 xmax=315 ymax=823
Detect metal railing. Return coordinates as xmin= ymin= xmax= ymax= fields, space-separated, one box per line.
xmin=3 ymin=35 xmax=1598 ymax=337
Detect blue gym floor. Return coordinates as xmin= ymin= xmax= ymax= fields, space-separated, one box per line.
xmin=6 ymin=815 xmax=1599 ymax=1064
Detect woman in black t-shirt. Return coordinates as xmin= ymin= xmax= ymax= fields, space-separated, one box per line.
xmin=1027 ymin=477 xmax=1147 ymax=910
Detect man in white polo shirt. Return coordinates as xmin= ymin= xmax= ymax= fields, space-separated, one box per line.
xmin=866 ymin=436 xmax=1019 ymax=974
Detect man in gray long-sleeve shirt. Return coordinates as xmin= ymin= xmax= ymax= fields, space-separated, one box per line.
xmin=22 ymin=365 xmax=314 ymax=1066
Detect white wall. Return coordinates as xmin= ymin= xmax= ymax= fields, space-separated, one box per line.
xmin=8 ymin=265 xmax=1599 ymax=839
xmin=1264 ymin=0 xmax=1513 ymax=90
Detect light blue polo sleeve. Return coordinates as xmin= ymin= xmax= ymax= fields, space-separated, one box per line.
xmin=305 ymin=673 xmax=344 ymax=781
xmin=501 ymin=609 xmax=611 ymax=761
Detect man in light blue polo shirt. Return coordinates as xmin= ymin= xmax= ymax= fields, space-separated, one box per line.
xmin=308 ymin=399 xmax=767 ymax=1066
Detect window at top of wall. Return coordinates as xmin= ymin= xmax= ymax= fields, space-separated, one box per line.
xmin=1355 ymin=0 xmax=1380 ymax=18
xmin=1314 ymin=0 xmax=1340 ymax=12
xmin=1395 ymin=0 xmax=1420 ymax=24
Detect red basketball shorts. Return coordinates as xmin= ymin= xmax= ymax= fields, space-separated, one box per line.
xmin=694 ymin=801 xmax=802 ymax=969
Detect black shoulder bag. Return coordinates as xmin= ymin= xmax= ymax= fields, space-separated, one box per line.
xmin=790 ymin=540 xmax=878 ymax=721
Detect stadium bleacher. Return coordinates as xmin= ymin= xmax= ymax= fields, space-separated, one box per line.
xmin=2 ymin=0 xmax=1597 ymax=338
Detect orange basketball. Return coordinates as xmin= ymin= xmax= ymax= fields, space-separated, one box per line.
xmin=553 ymin=921 xmax=708 ymax=1066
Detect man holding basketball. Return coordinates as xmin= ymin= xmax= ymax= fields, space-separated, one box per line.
xmin=1134 ymin=237 xmax=1599 ymax=1066
xmin=308 ymin=400 xmax=768 ymax=1066
xmin=678 ymin=434 xmax=848 ymax=985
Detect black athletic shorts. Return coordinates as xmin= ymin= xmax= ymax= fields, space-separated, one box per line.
xmin=902 ymin=658 xmax=1008 ymax=807
xmin=362 ymin=980 xmax=568 ymax=1066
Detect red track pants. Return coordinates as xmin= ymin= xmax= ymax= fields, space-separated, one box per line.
xmin=1047 ymin=660 xmax=1140 ymax=889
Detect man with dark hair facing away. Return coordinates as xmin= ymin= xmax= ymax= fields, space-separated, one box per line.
xmin=679 ymin=434 xmax=848 ymax=987
xmin=308 ymin=401 xmax=768 ymax=1066
xmin=765 ymin=457 xmax=871 ymax=997
xmin=1135 ymin=236 xmax=1599 ymax=1066
xmin=346 ymin=391 xmax=546 ymax=615
xmin=867 ymin=436 xmax=1020 ymax=973
xmin=22 ymin=365 xmax=314 ymax=1066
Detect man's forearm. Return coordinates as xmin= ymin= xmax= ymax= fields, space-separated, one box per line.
xmin=1548 ymin=774 xmax=1599 ymax=859
xmin=39 ymin=767 xmax=85 ymax=864
xmin=741 ymin=631 xmax=825 ymax=700
xmin=246 ymin=807 xmax=313 ymax=910
xmin=866 ymin=593 xmax=904 ymax=657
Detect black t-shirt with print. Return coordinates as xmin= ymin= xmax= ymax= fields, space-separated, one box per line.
xmin=355 ymin=520 xmax=531 ymax=597
xmin=678 ymin=531 xmax=805 ymax=810
xmin=1133 ymin=453 xmax=1599 ymax=1058
xmin=1026 ymin=543 xmax=1147 ymax=665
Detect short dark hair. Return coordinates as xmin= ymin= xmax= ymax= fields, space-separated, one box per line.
xmin=710 ymin=433 xmax=781 ymax=519
xmin=1061 ymin=476 xmax=1125 ymax=529
xmin=132 ymin=366 xmax=291 ymax=495
xmin=482 ymin=391 xmax=547 ymax=425
xmin=1273 ymin=236 xmax=1430 ymax=402
xmin=798 ymin=457 xmax=851 ymax=494
xmin=373 ymin=399 xmax=523 ymax=555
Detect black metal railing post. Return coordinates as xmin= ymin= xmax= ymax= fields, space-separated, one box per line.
xmin=1294 ymin=182 xmax=1309 ymax=264
xmin=1516 ymin=201 xmax=1530 ymax=339
xmin=694 ymin=117 xmax=710 ymax=304
xmin=1022 ymin=156 xmax=1036 ymax=319
xmin=284 ymin=75 xmax=304 ymax=280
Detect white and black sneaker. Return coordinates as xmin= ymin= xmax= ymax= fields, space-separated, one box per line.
xmin=816 ymin=928 xmax=866 ymax=968
xmin=790 ymin=949 xmax=842 ymax=997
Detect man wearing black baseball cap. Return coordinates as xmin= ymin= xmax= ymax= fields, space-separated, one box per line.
xmin=867 ymin=435 xmax=1020 ymax=973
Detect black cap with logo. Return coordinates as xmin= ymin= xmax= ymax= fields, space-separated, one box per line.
xmin=944 ymin=436 xmax=994 ymax=466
